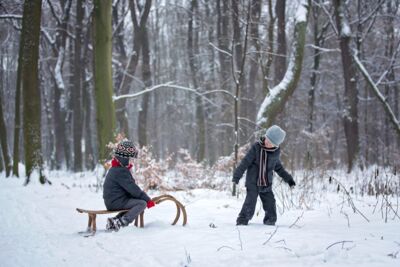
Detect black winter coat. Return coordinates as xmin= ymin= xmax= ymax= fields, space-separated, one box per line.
xmin=232 ymin=141 xmax=293 ymax=190
xmin=103 ymin=166 xmax=150 ymax=210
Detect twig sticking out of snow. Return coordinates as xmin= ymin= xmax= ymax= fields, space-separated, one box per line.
xmin=381 ymin=195 xmax=400 ymax=221
xmin=331 ymin=176 xmax=370 ymax=222
xmin=236 ymin=227 xmax=243 ymax=251
xmin=289 ymin=211 xmax=304 ymax=228
xmin=263 ymin=227 xmax=278 ymax=245
xmin=326 ymin=240 xmax=354 ymax=250
xmin=217 ymin=246 xmax=235 ymax=252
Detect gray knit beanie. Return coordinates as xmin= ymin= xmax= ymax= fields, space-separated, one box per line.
xmin=265 ymin=125 xmax=286 ymax=147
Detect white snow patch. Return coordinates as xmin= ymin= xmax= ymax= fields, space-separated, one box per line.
xmin=0 ymin=168 xmax=399 ymax=267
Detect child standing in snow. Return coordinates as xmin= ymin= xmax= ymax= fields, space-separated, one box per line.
xmin=103 ymin=140 xmax=155 ymax=231
xmin=232 ymin=125 xmax=295 ymax=226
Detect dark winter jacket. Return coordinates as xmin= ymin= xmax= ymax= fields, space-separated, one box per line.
xmin=103 ymin=166 xmax=150 ymax=210
xmin=232 ymin=140 xmax=294 ymax=190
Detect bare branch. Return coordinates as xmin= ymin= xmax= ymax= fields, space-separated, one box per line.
xmin=326 ymin=240 xmax=354 ymax=250
xmin=289 ymin=211 xmax=304 ymax=228
xmin=353 ymin=51 xmax=400 ymax=137
xmin=0 ymin=14 xmax=22 ymax=19
xmin=263 ymin=227 xmax=278 ymax=245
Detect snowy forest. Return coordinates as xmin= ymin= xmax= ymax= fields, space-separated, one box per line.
xmin=0 ymin=0 xmax=398 ymax=179
xmin=1 ymin=0 xmax=400 ymax=266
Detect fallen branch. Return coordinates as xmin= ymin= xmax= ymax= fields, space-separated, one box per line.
xmin=217 ymin=246 xmax=235 ymax=252
xmin=289 ymin=211 xmax=304 ymax=228
xmin=263 ymin=227 xmax=278 ymax=245
xmin=236 ymin=227 xmax=243 ymax=251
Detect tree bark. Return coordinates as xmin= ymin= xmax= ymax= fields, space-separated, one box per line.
xmin=138 ymin=26 xmax=152 ymax=147
xmin=93 ymin=0 xmax=116 ymax=161
xmin=246 ymin=0 xmax=262 ymax=134
xmin=188 ymin=0 xmax=206 ymax=162
xmin=216 ymin=0 xmax=232 ymax=156
xmin=13 ymin=24 xmax=23 ymax=177
xmin=333 ymin=0 xmax=360 ymax=172
xmin=257 ymin=0 xmax=310 ymax=129
xmin=72 ymin=0 xmax=84 ymax=171
xmin=0 ymin=76 xmax=11 ymax=177
xmin=20 ymin=0 xmax=45 ymax=183
xmin=134 ymin=0 xmax=152 ymax=147
xmin=261 ymin=0 xmax=275 ymax=95
xmin=274 ymin=0 xmax=287 ymax=85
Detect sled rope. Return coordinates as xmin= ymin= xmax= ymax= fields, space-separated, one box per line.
xmin=76 ymin=194 xmax=187 ymax=233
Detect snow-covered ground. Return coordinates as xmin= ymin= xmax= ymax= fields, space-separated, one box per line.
xmin=0 ymin=169 xmax=399 ymax=267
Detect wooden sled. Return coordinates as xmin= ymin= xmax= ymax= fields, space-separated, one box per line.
xmin=76 ymin=194 xmax=187 ymax=234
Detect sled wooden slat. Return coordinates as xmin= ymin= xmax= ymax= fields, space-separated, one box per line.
xmin=76 ymin=194 xmax=187 ymax=234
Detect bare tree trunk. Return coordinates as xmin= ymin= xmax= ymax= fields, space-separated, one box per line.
xmin=50 ymin=0 xmax=72 ymax=170
xmin=216 ymin=0 xmax=232 ymax=156
xmin=261 ymin=0 xmax=275 ymax=95
xmin=118 ymin=0 xmax=151 ymax=140
xmin=188 ymin=0 xmax=206 ymax=162
xmin=246 ymin=0 xmax=262 ymax=137
xmin=138 ymin=26 xmax=152 ymax=147
xmin=333 ymin=0 xmax=360 ymax=172
xmin=257 ymin=0 xmax=310 ymax=128
xmin=232 ymin=1 xmax=251 ymax=196
xmin=93 ymin=0 xmax=116 ymax=161
xmin=306 ymin=1 xmax=328 ymax=169
xmin=0 ymin=78 xmax=11 ymax=176
xmin=113 ymin=0 xmax=129 ymax=136
xmin=13 ymin=28 xmax=23 ymax=177
xmin=274 ymin=0 xmax=287 ymax=85
xmin=21 ymin=0 xmax=45 ymax=183
xmin=72 ymin=0 xmax=84 ymax=171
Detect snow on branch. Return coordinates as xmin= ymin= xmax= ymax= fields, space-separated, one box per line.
xmin=353 ymin=51 xmax=400 ymax=136
xmin=0 ymin=14 xmax=23 ymax=20
xmin=113 ymin=82 xmax=227 ymax=106
xmin=209 ymin=42 xmax=232 ymax=57
xmin=54 ymin=48 xmax=65 ymax=90
xmin=256 ymin=0 xmax=310 ymax=127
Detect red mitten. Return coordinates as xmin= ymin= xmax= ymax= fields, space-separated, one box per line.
xmin=147 ymin=200 xmax=155 ymax=209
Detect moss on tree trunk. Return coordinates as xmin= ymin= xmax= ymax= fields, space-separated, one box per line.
xmin=93 ymin=0 xmax=116 ymax=161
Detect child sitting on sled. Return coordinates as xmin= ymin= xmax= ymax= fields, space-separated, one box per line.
xmin=103 ymin=140 xmax=155 ymax=231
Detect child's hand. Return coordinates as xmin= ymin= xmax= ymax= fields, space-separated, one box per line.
xmin=288 ymin=179 xmax=296 ymax=188
xmin=147 ymin=200 xmax=156 ymax=209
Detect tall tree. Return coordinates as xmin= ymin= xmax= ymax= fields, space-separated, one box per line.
xmin=134 ymin=0 xmax=152 ymax=147
xmin=246 ymin=0 xmax=262 ymax=132
xmin=274 ymin=0 xmax=287 ymax=85
xmin=93 ymin=0 xmax=116 ymax=161
xmin=48 ymin=0 xmax=72 ymax=169
xmin=333 ymin=0 xmax=360 ymax=172
xmin=0 ymin=79 xmax=11 ymax=177
xmin=188 ymin=0 xmax=206 ymax=161
xmin=12 ymin=17 xmax=23 ymax=177
xmin=20 ymin=0 xmax=45 ymax=183
xmin=216 ymin=0 xmax=232 ymax=155
xmin=257 ymin=0 xmax=310 ymax=128
xmin=72 ymin=0 xmax=84 ymax=171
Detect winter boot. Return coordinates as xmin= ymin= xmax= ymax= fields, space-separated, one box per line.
xmin=263 ymin=216 xmax=276 ymax=226
xmin=236 ymin=219 xmax=249 ymax=226
xmin=106 ymin=217 xmax=125 ymax=232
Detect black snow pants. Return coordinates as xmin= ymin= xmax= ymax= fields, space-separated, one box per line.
xmin=237 ymin=186 xmax=276 ymax=224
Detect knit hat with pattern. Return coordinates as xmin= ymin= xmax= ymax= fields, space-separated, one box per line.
xmin=114 ymin=140 xmax=138 ymax=158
